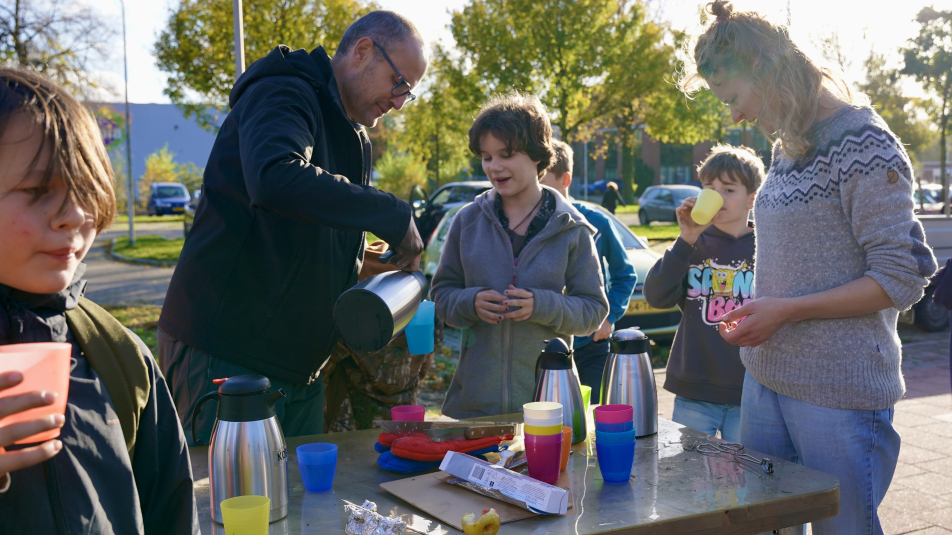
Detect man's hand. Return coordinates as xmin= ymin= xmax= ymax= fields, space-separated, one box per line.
xmin=674 ymin=197 xmax=709 ymax=246
xmin=475 ymin=289 xmax=508 ymax=324
xmin=0 ymin=372 xmax=65 ymax=482
xmin=390 ymin=218 xmax=424 ymax=272
xmin=591 ymin=319 xmax=613 ymax=341
xmin=502 ymin=286 xmax=534 ymax=322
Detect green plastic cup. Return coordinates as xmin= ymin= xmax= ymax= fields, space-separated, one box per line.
xmin=220 ymin=495 xmax=270 ymax=535
xmin=580 ymin=385 xmax=592 ymax=414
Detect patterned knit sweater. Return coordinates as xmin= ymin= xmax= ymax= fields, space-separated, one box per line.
xmin=742 ymin=106 xmax=937 ymax=411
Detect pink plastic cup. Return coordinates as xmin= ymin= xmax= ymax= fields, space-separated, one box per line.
xmin=524 ymin=432 xmax=564 ymax=445
xmin=525 ymin=434 xmax=563 ymax=484
xmin=594 ymin=404 xmax=634 ymax=424
xmin=0 ymin=343 xmax=72 ymax=444
xmin=390 ymin=405 xmax=425 ymax=422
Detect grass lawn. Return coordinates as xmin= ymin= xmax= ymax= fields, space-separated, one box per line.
xmin=113 ymin=214 xmax=184 ymax=225
xmin=103 ymin=305 xmax=161 ymax=355
xmin=629 ymin=223 xmax=680 ymax=241
xmin=614 ymin=204 xmax=640 ymax=214
xmin=112 ymin=235 xmax=185 ymax=262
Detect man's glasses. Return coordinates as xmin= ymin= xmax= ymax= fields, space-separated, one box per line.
xmin=373 ymin=41 xmax=417 ymax=103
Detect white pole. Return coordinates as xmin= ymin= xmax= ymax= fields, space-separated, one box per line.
xmin=119 ymin=0 xmax=134 ymax=245
xmin=234 ymin=0 xmax=245 ymax=79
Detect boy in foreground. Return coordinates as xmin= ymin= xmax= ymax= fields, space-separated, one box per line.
xmin=0 ymin=68 xmax=199 ymax=534
xmin=643 ymin=145 xmax=764 ymax=441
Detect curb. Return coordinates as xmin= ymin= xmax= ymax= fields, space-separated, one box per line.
xmin=105 ymin=237 xmax=178 ymax=268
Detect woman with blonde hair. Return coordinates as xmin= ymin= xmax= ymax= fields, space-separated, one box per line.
xmin=680 ymin=2 xmax=936 ymax=533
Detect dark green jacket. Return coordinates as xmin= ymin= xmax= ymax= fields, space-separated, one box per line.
xmin=159 ymin=45 xmax=411 ymax=384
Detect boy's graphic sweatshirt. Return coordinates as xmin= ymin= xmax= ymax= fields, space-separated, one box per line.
xmin=643 ymin=226 xmax=755 ymax=406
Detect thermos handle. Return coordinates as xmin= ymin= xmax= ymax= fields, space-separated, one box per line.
xmin=191 ymin=391 xmax=220 ymax=446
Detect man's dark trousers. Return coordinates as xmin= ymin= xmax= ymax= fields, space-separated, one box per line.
xmin=158 ymin=329 xmax=325 ymax=446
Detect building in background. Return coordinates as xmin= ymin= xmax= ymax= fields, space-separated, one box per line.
xmin=93 ymin=103 xmax=220 ymax=198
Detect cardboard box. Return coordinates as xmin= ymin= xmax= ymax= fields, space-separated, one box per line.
xmin=439 ymin=451 xmax=569 ymax=515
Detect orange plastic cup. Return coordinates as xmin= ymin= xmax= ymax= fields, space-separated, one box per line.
xmin=560 ymin=426 xmax=572 ymax=471
xmin=0 ymin=343 xmax=71 ymax=444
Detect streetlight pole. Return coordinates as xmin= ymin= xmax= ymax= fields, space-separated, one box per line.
xmin=119 ymin=0 xmax=134 ymax=245
xmin=234 ymin=0 xmax=245 ymax=79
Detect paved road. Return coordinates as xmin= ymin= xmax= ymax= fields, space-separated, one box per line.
xmin=83 ymin=222 xmax=181 ymax=306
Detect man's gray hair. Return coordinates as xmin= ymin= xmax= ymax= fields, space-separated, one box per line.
xmin=337 ymin=10 xmax=425 ymax=56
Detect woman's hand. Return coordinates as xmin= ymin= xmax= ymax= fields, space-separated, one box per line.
xmin=718 ymin=297 xmax=792 ymax=347
xmin=0 ymin=371 xmax=65 ymax=481
xmin=502 ymin=285 xmax=534 ymax=321
xmin=674 ymin=197 xmax=709 ymax=246
xmin=475 ymin=289 xmax=508 ymax=324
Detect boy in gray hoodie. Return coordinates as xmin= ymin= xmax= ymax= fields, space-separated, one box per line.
xmin=430 ymin=93 xmax=608 ymax=418
xmin=643 ymin=145 xmax=763 ymax=442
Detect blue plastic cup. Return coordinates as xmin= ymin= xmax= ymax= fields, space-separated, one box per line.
xmin=595 ymin=428 xmax=637 ymax=445
xmin=405 ymin=301 xmax=435 ymax=355
xmin=596 ymin=440 xmax=635 ymax=483
xmin=297 ymin=443 xmax=337 ymax=492
xmin=594 ymin=420 xmax=633 ymax=433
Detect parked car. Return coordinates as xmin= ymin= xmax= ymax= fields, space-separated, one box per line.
xmin=182 ymin=188 xmax=202 ymax=238
xmin=147 ymin=182 xmax=190 ymax=216
xmin=411 ymin=181 xmax=492 ymax=245
xmin=915 ymin=185 xmax=945 ymax=215
xmin=637 ymin=185 xmax=701 ymax=225
xmin=586 ymin=179 xmax=611 ymax=195
xmin=421 ymin=199 xmax=681 ymax=339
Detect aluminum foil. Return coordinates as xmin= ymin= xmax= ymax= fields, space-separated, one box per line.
xmin=344 ymin=500 xmax=408 ymax=535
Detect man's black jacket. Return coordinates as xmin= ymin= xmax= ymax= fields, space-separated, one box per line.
xmin=159 ymin=45 xmax=411 ymax=384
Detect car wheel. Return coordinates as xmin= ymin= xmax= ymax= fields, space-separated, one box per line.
xmin=147 ymin=206 xmax=156 ymax=216
xmin=914 ymin=287 xmax=949 ymax=332
xmin=639 ymin=210 xmax=649 ymax=226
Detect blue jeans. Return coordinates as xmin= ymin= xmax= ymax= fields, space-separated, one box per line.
xmin=672 ymin=395 xmax=741 ymax=442
xmin=741 ymin=372 xmax=900 ymax=535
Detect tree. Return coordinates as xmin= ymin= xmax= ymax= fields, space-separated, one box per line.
xmin=373 ymin=151 xmax=427 ymax=200
xmin=903 ymin=7 xmax=952 ymax=214
xmin=139 ymin=145 xmax=205 ymax=209
xmin=393 ymin=45 xmax=474 ymax=190
xmin=0 ymin=0 xmax=115 ymax=98
xmin=154 ymin=0 xmax=376 ymax=131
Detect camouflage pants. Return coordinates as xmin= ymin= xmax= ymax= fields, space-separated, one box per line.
xmin=322 ymin=320 xmax=443 ymax=433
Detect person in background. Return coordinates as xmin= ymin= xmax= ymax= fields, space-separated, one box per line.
xmin=0 ymin=68 xmax=198 ymax=534
xmin=430 ymin=92 xmax=608 ymax=418
xmin=601 ymin=181 xmax=625 ymax=214
xmin=643 ymin=145 xmax=763 ymax=442
xmin=157 ymin=11 xmax=429 ymax=445
xmin=929 ymin=257 xmax=952 ymax=391
xmin=681 ymin=2 xmax=937 ymax=533
xmin=540 ymin=140 xmax=637 ymax=402
xmin=322 ymin=240 xmax=443 ymax=432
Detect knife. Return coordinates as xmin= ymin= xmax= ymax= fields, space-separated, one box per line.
xmin=373 ymin=420 xmax=516 ymax=442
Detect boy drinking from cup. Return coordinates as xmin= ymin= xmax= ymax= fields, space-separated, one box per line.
xmin=0 ymin=69 xmax=199 ymax=533
xmin=643 ymin=145 xmax=763 ymax=441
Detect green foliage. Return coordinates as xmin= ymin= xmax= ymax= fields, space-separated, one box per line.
xmin=902 ymin=7 xmax=952 ymax=204
xmin=138 ymin=145 xmax=205 ymax=209
xmin=373 ymin=151 xmax=428 ymax=200
xmin=154 ymin=0 xmax=376 ymax=131
xmin=392 ymin=45 xmax=474 ymax=187
xmin=859 ymin=51 xmax=935 ymax=162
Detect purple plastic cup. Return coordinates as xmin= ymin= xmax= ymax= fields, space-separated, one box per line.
xmin=525 ymin=434 xmax=563 ymax=484
xmin=391 ymin=405 xmax=425 ymax=422
xmin=594 ymin=404 xmax=634 ymax=424
xmin=525 ymin=432 xmax=564 ymax=445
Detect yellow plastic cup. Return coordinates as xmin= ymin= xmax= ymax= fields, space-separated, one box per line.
xmin=220 ymin=495 xmax=270 ymax=535
xmin=691 ymin=189 xmax=724 ymax=225
xmin=524 ymin=423 xmax=563 ymax=435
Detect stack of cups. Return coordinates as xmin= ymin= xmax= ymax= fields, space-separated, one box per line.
xmin=523 ymin=402 xmax=567 ymax=484
xmin=594 ymin=404 xmax=636 ymax=483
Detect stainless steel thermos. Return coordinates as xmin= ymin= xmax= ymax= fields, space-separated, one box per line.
xmin=601 ymin=328 xmax=658 ymax=437
xmin=533 ymin=338 xmax=588 ymax=444
xmin=192 ymin=375 xmax=289 ymax=523
xmin=333 ymin=270 xmax=428 ymax=351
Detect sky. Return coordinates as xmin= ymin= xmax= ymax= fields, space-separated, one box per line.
xmin=86 ymin=0 xmax=952 ymax=104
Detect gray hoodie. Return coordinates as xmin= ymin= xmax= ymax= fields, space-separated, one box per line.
xmin=431 ymin=187 xmax=609 ymax=418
